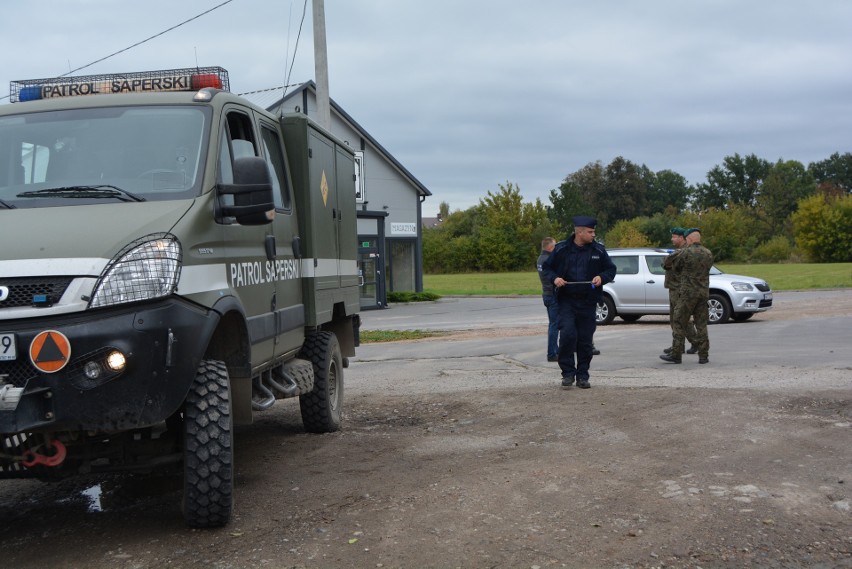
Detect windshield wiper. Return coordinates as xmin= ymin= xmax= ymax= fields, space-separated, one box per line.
xmin=0 ymin=197 xmax=15 ymax=209
xmin=17 ymin=185 xmax=146 ymax=202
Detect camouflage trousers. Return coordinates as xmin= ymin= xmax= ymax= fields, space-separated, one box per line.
xmin=670 ymin=292 xmax=709 ymax=358
xmin=669 ymin=290 xmax=698 ymax=349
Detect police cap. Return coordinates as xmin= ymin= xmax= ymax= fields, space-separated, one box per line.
xmin=670 ymin=227 xmax=686 ymax=236
xmin=684 ymin=227 xmax=701 ymax=236
xmin=572 ymin=215 xmax=597 ymax=228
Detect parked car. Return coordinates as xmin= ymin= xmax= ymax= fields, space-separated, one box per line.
xmin=595 ymin=248 xmax=773 ymax=325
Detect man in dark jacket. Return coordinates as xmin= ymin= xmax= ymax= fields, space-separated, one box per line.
xmin=541 ymin=216 xmax=616 ymax=388
xmin=537 ymin=237 xmax=559 ymax=362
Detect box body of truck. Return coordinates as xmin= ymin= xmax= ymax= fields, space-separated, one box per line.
xmin=0 ymin=67 xmax=360 ymax=526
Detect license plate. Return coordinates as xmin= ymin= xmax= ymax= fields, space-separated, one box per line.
xmin=0 ymin=333 xmax=16 ymax=361
xmin=764 ymin=293 xmax=773 ymax=300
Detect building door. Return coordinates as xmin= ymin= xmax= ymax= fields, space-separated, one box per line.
xmin=358 ymin=236 xmax=385 ymax=309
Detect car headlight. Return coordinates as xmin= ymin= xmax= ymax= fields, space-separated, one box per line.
xmin=89 ymin=233 xmax=182 ymax=308
xmin=731 ymin=282 xmax=754 ymax=292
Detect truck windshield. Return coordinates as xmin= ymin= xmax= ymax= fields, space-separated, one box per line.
xmin=0 ymin=105 xmax=210 ymax=208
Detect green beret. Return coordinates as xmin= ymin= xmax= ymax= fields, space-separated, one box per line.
xmin=684 ymin=227 xmax=701 ymax=236
xmin=670 ymin=227 xmax=685 ymax=236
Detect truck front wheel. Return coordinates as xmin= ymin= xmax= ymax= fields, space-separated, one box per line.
xmin=299 ymin=331 xmax=343 ymax=433
xmin=182 ymin=359 xmax=234 ymax=528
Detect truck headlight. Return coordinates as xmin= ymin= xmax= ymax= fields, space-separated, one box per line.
xmin=731 ymin=282 xmax=754 ymax=292
xmin=89 ymin=234 xmax=182 ymax=308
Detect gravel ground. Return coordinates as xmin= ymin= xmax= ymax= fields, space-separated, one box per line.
xmin=0 ymin=291 xmax=849 ymax=569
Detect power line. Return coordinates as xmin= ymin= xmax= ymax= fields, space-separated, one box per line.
xmin=239 ymin=84 xmax=303 ymax=96
xmin=2 ymin=0 xmax=235 ymax=101
xmin=60 ymin=0 xmax=236 ymax=79
xmin=283 ymin=0 xmax=310 ymax=99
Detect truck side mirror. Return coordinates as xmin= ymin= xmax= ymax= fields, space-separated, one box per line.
xmin=217 ymin=156 xmax=275 ymax=225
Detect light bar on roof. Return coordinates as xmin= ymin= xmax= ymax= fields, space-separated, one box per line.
xmin=10 ymin=66 xmax=229 ymax=103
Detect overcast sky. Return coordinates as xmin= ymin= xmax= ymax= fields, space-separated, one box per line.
xmin=2 ymin=1 xmax=850 ymax=213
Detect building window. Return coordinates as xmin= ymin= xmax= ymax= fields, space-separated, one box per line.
xmin=354 ymin=151 xmax=365 ymax=203
xmin=387 ymin=239 xmax=416 ymax=292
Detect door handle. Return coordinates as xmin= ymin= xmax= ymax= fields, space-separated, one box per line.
xmin=265 ymin=235 xmax=276 ymax=261
xmin=646 ymin=280 xmax=655 ymax=284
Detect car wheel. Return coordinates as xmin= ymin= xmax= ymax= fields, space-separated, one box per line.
xmin=708 ymin=293 xmax=731 ymax=324
xmin=620 ymin=314 xmax=642 ymax=322
xmin=183 ymin=359 xmax=233 ymax=528
xmin=732 ymin=312 xmax=754 ymax=322
xmin=596 ymin=296 xmax=616 ymax=325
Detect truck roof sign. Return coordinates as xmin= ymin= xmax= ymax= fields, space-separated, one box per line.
xmin=10 ymin=66 xmax=229 ymax=103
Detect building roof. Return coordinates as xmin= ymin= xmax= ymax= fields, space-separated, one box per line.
xmin=244 ymin=81 xmax=430 ymax=199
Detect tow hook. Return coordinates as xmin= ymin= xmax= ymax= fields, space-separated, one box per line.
xmin=22 ymin=439 xmax=67 ymax=468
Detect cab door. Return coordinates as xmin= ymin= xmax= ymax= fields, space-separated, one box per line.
xmin=219 ymin=108 xmax=277 ymax=366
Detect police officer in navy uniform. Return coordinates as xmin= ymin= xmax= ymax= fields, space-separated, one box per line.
xmin=541 ymin=216 xmax=616 ymax=388
xmin=537 ymin=237 xmax=560 ymax=362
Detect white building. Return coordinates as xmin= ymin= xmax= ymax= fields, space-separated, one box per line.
xmin=257 ymin=82 xmax=431 ymax=310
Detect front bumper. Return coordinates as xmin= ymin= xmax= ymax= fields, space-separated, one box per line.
xmin=0 ymin=297 xmax=218 ymax=433
xmin=730 ymin=290 xmax=774 ymax=313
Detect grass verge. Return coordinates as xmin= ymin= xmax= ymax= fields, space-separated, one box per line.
xmin=423 ymin=263 xmax=851 ymax=295
xmin=360 ymin=329 xmax=448 ymax=343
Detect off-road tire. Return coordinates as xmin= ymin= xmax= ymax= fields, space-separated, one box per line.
xmin=298 ymin=331 xmax=343 ymax=433
xmin=182 ymin=359 xmax=233 ymax=528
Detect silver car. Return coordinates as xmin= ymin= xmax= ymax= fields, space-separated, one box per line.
xmin=596 ymin=248 xmax=773 ymax=325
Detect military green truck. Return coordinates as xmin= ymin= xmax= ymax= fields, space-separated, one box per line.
xmin=0 ymin=67 xmax=360 ymax=527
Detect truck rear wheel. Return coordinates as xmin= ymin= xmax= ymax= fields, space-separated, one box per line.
xmin=182 ymin=359 xmax=234 ymax=528
xmin=299 ymin=331 xmax=343 ymax=433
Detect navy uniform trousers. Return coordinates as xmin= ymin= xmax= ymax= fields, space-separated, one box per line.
xmin=556 ymin=295 xmax=597 ymax=380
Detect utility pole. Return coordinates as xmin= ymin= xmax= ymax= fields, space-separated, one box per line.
xmin=312 ymin=0 xmax=331 ymax=130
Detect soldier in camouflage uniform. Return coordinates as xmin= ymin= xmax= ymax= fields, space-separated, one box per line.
xmin=660 ymin=228 xmax=713 ymax=364
xmin=662 ymin=228 xmax=698 ymax=355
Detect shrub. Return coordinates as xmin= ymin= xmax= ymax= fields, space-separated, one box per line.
xmin=792 ymin=194 xmax=852 ymax=262
xmin=750 ymin=235 xmax=792 ymax=262
xmin=387 ymin=291 xmax=441 ymax=303
xmin=604 ymin=219 xmax=652 ymax=247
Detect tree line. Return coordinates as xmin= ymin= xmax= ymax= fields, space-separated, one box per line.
xmin=422 ymin=152 xmax=852 ymax=273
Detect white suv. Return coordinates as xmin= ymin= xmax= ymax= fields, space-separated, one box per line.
xmin=596 ymin=248 xmax=773 ymax=325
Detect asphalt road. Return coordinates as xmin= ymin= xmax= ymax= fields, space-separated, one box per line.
xmin=354 ymin=290 xmax=852 ymax=392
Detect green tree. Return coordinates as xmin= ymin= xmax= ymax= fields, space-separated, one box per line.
xmin=757 ymin=159 xmax=815 ymax=234
xmin=683 ymin=205 xmax=763 ymax=262
xmin=549 ymin=157 xmax=648 ymax=234
xmin=808 ymin=152 xmax=852 ymax=195
xmin=548 ymin=165 xmax=600 ymax=235
xmin=694 ymin=153 xmax=772 ymax=209
xmin=642 ymin=167 xmax=692 ymax=213
xmin=598 ymin=157 xmax=648 ymax=229
xmin=638 ymin=211 xmax=683 ymax=247
xmin=791 ymin=193 xmax=852 ymax=262
xmin=478 ymin=182 xmax=555 ymax=271
xmin=422 ymin=207 xmax=480 ymax=273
